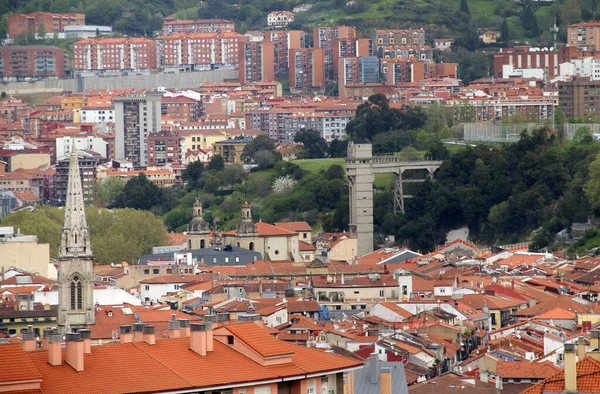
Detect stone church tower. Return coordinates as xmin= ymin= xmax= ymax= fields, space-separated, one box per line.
xmin=235 ymin=202 xmax=258 ymax=251
xmin=57 ymin=149 xmax=95 ymax=333
xmin=187 ymin=199 xmax=210 ymax=249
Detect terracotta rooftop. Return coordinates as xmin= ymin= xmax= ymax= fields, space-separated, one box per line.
xmin=520 ymin=356 xmax=600 ymax=394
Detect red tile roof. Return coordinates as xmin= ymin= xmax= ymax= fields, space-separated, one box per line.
xmin=520 ymin=357 xmax=600 ymax=394
xmin=274 ymin=221 xmax=312 ymax=232
xmin=0 ymin=344 xmax=42 ymax=383
xmin=224 ymin=323 xmax=295 ymax=358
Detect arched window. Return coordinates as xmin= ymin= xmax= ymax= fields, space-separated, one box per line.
xmin=70 ymin=276 xmax=83 ymax=310
xmin=249 ymin=242 xmax=254 ymax=251
xmin=200 ymin=239 xmax=205 ymax=249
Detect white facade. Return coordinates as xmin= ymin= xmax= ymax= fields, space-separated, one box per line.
xmin=564 ymin=56 xmax=600 ymax=81
xmin=80 ymin=107 xmax=115 ymax=123
xmin=140 ymin=280 xmax=188 ymax=303
xmin=370 ymin=303 xmax=407 ymax=322
xmin=502 ymin=64 xmax=545 ymax=80
xmin=262 ymin=307 xmax=288 ymax=327
xmin=267 ymin=11 xmax=294 ymax=27
xmin=56 ymin=135 xmax=109 ymax=160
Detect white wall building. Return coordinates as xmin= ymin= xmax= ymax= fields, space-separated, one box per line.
xmin=56 ymin=135 xmax=109 ymax=160
xmin=80 ymin=107 xmax=115 ymax=123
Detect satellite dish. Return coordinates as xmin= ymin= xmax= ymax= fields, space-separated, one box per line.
xmin=492 ymin=276 xmax=498 ymax=283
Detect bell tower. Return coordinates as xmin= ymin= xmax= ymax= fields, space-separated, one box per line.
xmin=187 ymin=199 xmax=210 ymax=249
xmin=57 ymin=149 xmax=95 ymax=333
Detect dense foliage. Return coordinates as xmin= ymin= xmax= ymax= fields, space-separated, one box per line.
xmin=0 ymin=207 xmax=168 ymax=264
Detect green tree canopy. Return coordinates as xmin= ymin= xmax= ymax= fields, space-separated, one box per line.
xmin=294 ymin=129 xmax=328 ymax=159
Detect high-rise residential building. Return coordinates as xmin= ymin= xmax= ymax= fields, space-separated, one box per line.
xmin=157 ymin=32 xmax=246 ymax=71
xmin=161 ymin=19 xmax=235 ymax=35
xmin=372 ymin=28 xmax=426 ymax=47
xmin=265 ymin=30 xmax=305 ymax=74
xmin=360 ymin=56 xmax=380 ymax=83
xmin=0 ymin=46 xmax=66 ymax=81
xmin=147 ymin=130 xmax=182 ymax=166
xmin=558 ymin=76 xmax=600 ymax=119
xmin=54 ymin=151 xmax=99 ymax=204
xmin=114 ymin=93 xmax=162 ymax=168
xmin=313 ymin=26 xmax=356 ymax=81
xmin=333 ymin=37 xmax=371 ymax=78
xmin=8 ymin=12 xmax=85 ymax=38
xmin=73 ymin=38 xmax=158 ymax=74
xmin=289 ymin=48 xmax=325 ymax=92
xmin=239 ymin=41 xmax=275 ymax=84
xmin=338 ymin=57 xmax=379 ymax=98
xmin=380 ymin=58 xmax=457 ymax=85
xmin=161 ymin=96 xmax=200 ymax=122
xmin=568 ymin=21 xmax=600 ymax=50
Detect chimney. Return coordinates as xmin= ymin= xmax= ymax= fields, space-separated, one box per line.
xmin=380 ymin=366 xmax=391 ymax=394
xmin=369 ymin=353 xmax=379 ymax=385
xmin=41 ymin=327 xmax=53 ymax=349
xmin=143 ymin=325 xmax=156 ymax=345
xmin=79 ymin=329 xmax=92 ymax=354
xmin=21 ymin=330 xmax=36 ymax=352
xmin=168 ymin=319 xmax=181 ymax=339
xmin=47 ymin=333 xmax=62 ymax=366
xmin=133 ymin=323 xmax=145 ymax=342
xmin=120 ymin=325 xmax=133 ymax=344
xmin=178 ymin=319 xmax=191 ymax=337
xmin=577 ymin=337 xmax=586 ymax=361
xmin=591 ymin=330 xmax=600 ymax=350
xmin=65 ymin=332 xmax=84 ymax=372
xmin=564 ymin=343 xmax=577 ymax=393
xmin=206 ymin=322 xmax=214 ymax=352
xmin=190 ymin=322 xmax=212 ymax=356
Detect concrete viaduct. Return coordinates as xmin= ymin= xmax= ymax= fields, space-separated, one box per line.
xmin=345 ymin=142 xmax=444 ymax=257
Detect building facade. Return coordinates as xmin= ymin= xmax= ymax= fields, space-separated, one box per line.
xmin=8 ymin=12 xmax=85 ymax=38
xmin=568 ymin=21 xmax=600 ymax=50
xmin=289 ymin=48 xmax=325 ymax=92
xmin=558 ymin=76 xmax=600 ymax=119
xmin=73 ymin=38 xmax=158 ymax=73
xmin=114 ymin=93 xmax=162 ymax=168
xmin=54 ymin=152 xmax=98 ymax=205
xmin=239 ymin=41 xmax=275 ymax=84
xmin=0 ymin=46 xmax=66 ymax=81
xmin=313 ymin=26 xmax=356 ymax=81
xmin=161 ymin=19 xmax=235 ymax=35
xmin=265 ymin=30 xmax=305 ymax=74
xmin=147 ymin=130 xmax=182 ymax=166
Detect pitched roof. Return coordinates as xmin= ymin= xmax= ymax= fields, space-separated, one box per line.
xmin=495 ymin=360 xmax=562 ymax=379
xmin=535 ymin=307 xmax=577 ymax=320
xmin=224 ymin=322 xmax=295 ymax=358
xmin=274 ymin=221 xmax=312 ymax=232
xmin=378 ymin=302 xmax=414 ymax=319
xmin=0 ymin=344 xmax=42 ymax=384
xmin=520 ymin=357 xmax=600 ymax=394
xmin=255 ymin=222 xmax=297 ymax=236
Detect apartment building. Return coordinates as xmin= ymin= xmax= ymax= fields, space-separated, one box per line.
xmin=8 ymin=12 xmax=85 ymax=38
xmin=161 ymin=96 xmax=200 ymax=122
xmin=377 ymin=45 xmax=433 ymax=61
xmin=265 ymin=30 xmax=305 ymax=74
xmin=54 ymin=152 xmax=99 ymax=204
xmin=313 ymin=26 xmax=356 ymax=80
xmin=289 ymin=48 xmax=325 ymax=92
xmin=147 ymin=130 xmax=182 ymax=166
xmin=73 ymin=38 xmax=158 ymax=73
xmin=55 ymin=134 xmax=109 ymax=161
xmin=333 ymin=37 xmax=371 ymax=78
xmin=0 ymin=46 xmax=66 ymax=81
xmin=114 ymin=93 xmax=162 ymax=168
xmin=380 ymin=58 xmax=457 ymax=85
xmin=373 ymin=28 xmax=426 ymax=47
xmin=282 ymin=112 xmax=353 ymax=142
xmin=338 ymin=57 xmax=380 ymax=98
xmin=267 ymin=10 xmax=295 ymax=27
xmin=161 ymin=19 xmax=235 ymax=35
xmin=239 ymin=41 xmax=275 ymax=84
xmin=447 ymin=96 xmax=554 ymax=122
xmin=558 ymin=76 xmax=600 ymax=119
xmin=157 ymin=32 xmax=246 ymax=70
xmin=568 ymin=21 xmax=600 ymax=50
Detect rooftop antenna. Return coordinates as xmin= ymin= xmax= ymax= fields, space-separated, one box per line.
xmin=549 ymin=16 xmax=559 ymax=50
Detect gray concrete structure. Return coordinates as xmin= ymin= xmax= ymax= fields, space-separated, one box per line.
xmin=345 ymin=143 xmax=443 ymax=257
xmin=0 ymin=68 xmax=237 ymax=94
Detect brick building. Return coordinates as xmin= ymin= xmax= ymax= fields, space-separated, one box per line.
xmin=338 ymin=57 xmax=380 ymax=98
xmin=147 ymin=130 xmax=182 ymax=166
xmin=373 ymin=28 xmax=426 ymax=47
xmin=289 ymin=48 xmax=325 ymax=92
xmin=333 ymin=38 xmax=371 ymax=78
xmin=0 ymin=46 xmax=66 ymax=81
xmin=157 ymin=33 xmax=246 ymax=70
xmin=558 ymin=76 xmax=600 ymax=119
xmin=8 ymin=12 xmax=85 ymax=39
xmin=568 ymin=21 xmax=600 ymax=50
xmin=161 ymin=19 xmax=235 ymax=35
xmin=161 ymin=96 xmax=200 ymax=122
xmin=73 ymin=38 xmax=158 ymax=73
xmin=380 ymin=58 xmax=457 ymax=85
xmin=239 ymin=41 xmax=275 ymax=84
xmin=313 ymin=26 xmax=356 ymax=81
xmin=264 ymin=30 xmax=304 ymax=74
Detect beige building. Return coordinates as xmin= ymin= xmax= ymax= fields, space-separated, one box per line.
xmin=568 ymin=21 xmax=600 ymax=50
xmin=312 ymin=274 xmax=399 ymax=311
xmin=1 ymin=152 xmax=50 ymax=172
xmin=222 ymin=203 xmax=304 ymax=262
xmin=0 ymin=226 xmax=55 ymax=279
xmin=316 ymin=232 xmax=358 ymax=262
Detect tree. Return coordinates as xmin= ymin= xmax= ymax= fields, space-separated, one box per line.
xmin=501 ymin=19 xmax=509 ymax=41
xmin=207 ymin=154 xmax=225 ymax=171
xmin=326 ymin=164 xmax=346 ymax=180
xmin=584 ymin=153 xmax=600 ymax=211
xmin=329 ymin=139 xmax=348 ymax=158
xmin=110 ymin=173 xmax=163 ymax=210
xmin=242 ymin=134 xmax=277 ymax=161
xmin=182 ymin=161 xmax=204 ymax=191
xmin=521 ymin=5 xmax=540 ymax=38
xmin=294 ymin=129 xmax=328 ymax=159
xmin=460 ymin=0 xmax=470 ymax=16
xmin=96 ymin=177 xmax=125 ymax=206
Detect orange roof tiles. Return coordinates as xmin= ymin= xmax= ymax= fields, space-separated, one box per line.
xmin=224 ymin=322 xmax=295 ymax=358
xmin=495 ymin=360 xmax=562 ymax=379
xmin=0 ymin=344 xmax=42 ymax=384
xmin=274 ymin=221 xmax=312 ymax=232
xmin=520 ymin=357 xmax=600 ymax=394
xmin=535 ymin=307 xmax=577 ymax=320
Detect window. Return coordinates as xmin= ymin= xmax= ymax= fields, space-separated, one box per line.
xmin=227 ymin=335 xmax=234 ymax=345
xmin=145 ymin=285 xmax=149 ymax=291
xmin=379 ymin=290 xmax=384 ymax=297
xmin=70 ymin=276 xmax=83 ymax=310
xmin=153 ymin=269 xmax=159 ymax=275
xmin=144 ymin=269 xmax=149 ymax=275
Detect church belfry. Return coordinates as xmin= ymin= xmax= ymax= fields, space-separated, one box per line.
xmin=58 ymin=149 xmax=95 ymax=333
xmin=187 ymin=199 xmax=210 ymax=249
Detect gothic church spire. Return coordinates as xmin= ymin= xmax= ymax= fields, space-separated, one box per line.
xmin=59 ymin=148 xmax=92 ymax=258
